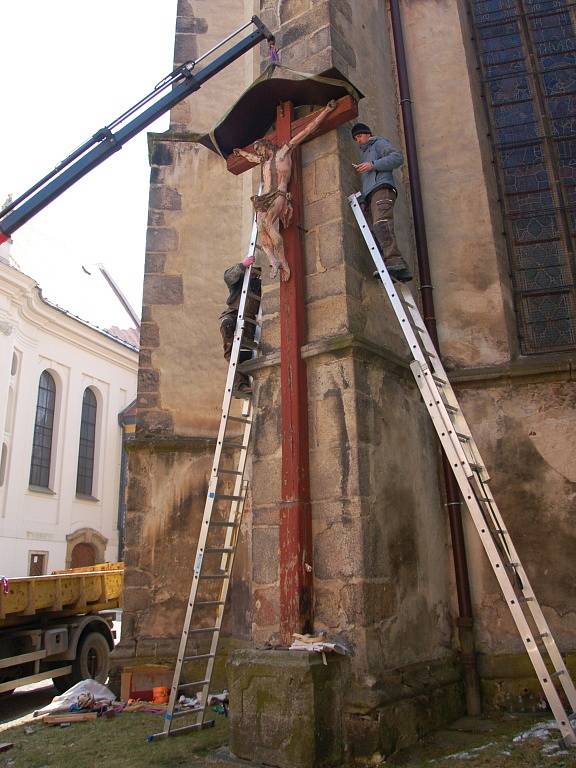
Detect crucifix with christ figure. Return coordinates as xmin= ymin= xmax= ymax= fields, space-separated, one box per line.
xmin=226 ymin=93 xmax=358 ymax=644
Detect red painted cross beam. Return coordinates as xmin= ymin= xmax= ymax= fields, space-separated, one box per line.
xmin=227 ymin=95 xmax=357 ymax=644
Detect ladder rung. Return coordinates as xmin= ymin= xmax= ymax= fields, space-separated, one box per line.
xmin=221 ymin=440 xmax=248 ymax=450
xmin=187 ymin=626 xmax=219 ymax=634
xmin=171 ymin=706 xmax=204 ymax=718
xmin=211 ymin=493 xmax=243 ymax=501
xmin=205 ymin=547 xmax=234 ymax=554
xmin=519 ymin=596 xmax=534 ymax=603
xmin=210 ymin=520 xmax=238 ymax=528
xmin=456 ymin=432 xmax=470 ymax=443
xmin=226 ymin=415 xmax=252 ymax=424
xmin=196 ymin=600 xmax=226 ymax=607
xmin=246 ymin=291 xmax=261 ymax=301
xmin=178 ymin=678 xmax=210 ymax=688
xmin=443 ymin=403 xmax=459 ymax=414
xmin=505 ymin=562 xmax=520 ymax=568
xmin=490 ymin=527 xmax=508 ymax=535
xmin=199 ymin=573 xmax=230 ymax=580
xmin=479 ymin=496 xmax=493 ymax=505
xmin=179 ymin=654 xmax=215 ymax=664
xmin=468 ymin=462 xmax=484 ymax=472
xmin=536 ymin=633 xmax=550 ymax=639
xmin=432 ymin=374 xmax=448 ymax=386
xmin=157 ymin=720 xmax=215 ymax=737
xmin=217 ymin=469 xmax=243 ymax=476
xmin=241 ymin=339 xmax=259 ymax=350
xmin=550 ymin=670 xmax=565 ymax=678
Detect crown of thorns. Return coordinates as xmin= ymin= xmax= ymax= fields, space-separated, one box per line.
xmin=253 ymin=138 xmax=277 ymax=152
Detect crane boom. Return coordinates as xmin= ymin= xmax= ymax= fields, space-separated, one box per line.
xmin=0 ymin=16 xmax=273 ymax=244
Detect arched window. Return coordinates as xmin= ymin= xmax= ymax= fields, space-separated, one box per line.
xmin=29 ymin=371 xmax=56 ymax=488
xmin=76 ymin=388 xmax=97 ymax=496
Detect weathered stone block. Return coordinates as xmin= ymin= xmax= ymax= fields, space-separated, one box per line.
xmin=145 ymin=227 xmax=178 ymax=253
xmin=253 ymin=526 xmax=279 ymax=584
xmin=301 ymin=130 xmax=338 ymax=167
xmin=253 ymin=586 xmax=280 ymax=627
xmin=136 ymin=408 xmax=174 ymax=435
xmin=303 ymin=193 xmax=342 ymax=230
xmin=309 ymin=25 xmax=331 ymax=56
xmin=279 ymin=0 xmax=312 ymax=23
xmin=150 ymin=142 xmax=173 ymax=166
xmin=138 ymin=368 xmax=160 ymax=393
xmin=314 ymin=586 xmax=342 ymax=628
xmin=176 ymin=15 xmax=208 ymax=34
xmin=174 ymin=33 xmax=198 ymax=64
xmin=143 ymin=275 xmax=184 ymax=305
xmin=252 ymin=456 xmax=281 ymax=506
xmin=341 ymin=580 xmax=397 ymax=625
xmin=149 ymin=185 xmax=182 ymax=211
xmin=228 ymin=649 xmax=345 ymax=768
xmin=306 ymin=265 xmax=345 ymax=303
xmin=124 ymin=587 xmax=151 ymax=612
xmin=314 ymin=152 xmax=340 ymax=196
xmin=144 ymin=253 xmax=166 ymax=274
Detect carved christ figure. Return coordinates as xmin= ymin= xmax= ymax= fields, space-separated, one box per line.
xmin=233 ymin=99 xmax=337 ymax=282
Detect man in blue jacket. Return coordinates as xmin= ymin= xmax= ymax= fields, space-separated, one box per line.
xmin=351 ymin=122 xmax=412 ymax=282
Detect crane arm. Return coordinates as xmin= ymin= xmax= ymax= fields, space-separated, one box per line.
xmin=0 ymin=16 xmax=273 ymax=244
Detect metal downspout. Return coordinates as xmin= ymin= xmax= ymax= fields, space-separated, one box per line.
xmin=388 ymin=0 xmax=482 ymax=716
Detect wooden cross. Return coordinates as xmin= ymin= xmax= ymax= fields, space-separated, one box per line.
xmin=227 ymin=95 xmax=357 ymax=644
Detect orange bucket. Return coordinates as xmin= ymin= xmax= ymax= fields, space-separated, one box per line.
xmin=152 ymin=686 xmax=169 ymax=704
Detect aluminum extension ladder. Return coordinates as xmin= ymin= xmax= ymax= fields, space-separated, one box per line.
xmin=149 ymin=218 xmax=261 ymax=741
xmin=348 ymin=191 xmax=576 ymax=747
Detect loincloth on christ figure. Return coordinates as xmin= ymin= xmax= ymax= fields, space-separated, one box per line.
xmin=250 ymin=189 xmax=293 ymax=229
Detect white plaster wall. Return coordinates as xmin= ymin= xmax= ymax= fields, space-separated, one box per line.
xmin=0 ymin=262 xmax=137 ymax=577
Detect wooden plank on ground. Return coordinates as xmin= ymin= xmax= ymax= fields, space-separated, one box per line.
xmin=42 ymin=713 xmax=97 ymax=724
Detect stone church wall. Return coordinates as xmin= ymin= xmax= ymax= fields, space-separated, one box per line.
xmin=113 ymin=0 xmax=576 ymax=757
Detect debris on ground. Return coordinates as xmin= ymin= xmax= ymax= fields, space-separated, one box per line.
xmin=289 ymin=632 xmax=350 ymax=664
xmin=33 ymin=680 xmax=116 ymax=719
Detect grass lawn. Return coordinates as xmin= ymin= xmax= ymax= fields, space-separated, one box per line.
xmin=389 ymin=714 xmax=576 ymax=768
xmin=3 ymin=709 xmax=576 ymax=767
xmin=0 ymin=709 xmax=228 ymax=768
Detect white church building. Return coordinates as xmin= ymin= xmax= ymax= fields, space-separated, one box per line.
xmin=0 ymin=248 xmax=138 ymax=577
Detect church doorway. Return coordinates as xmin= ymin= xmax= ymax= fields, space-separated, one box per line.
xmin=70 ymin=542 xmax=96 ymax=569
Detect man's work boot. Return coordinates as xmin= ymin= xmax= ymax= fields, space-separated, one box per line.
xmin=373 ymin=257 xmax=413 ymax=283
xmin=233 ymin=377 xmax=252 ymax=399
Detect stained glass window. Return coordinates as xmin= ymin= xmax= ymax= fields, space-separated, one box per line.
xmin=468 ymin=0 xmax=576 ymax=352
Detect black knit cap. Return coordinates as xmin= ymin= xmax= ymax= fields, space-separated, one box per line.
xmin=351 ymin=122 xmax=372 ymax=138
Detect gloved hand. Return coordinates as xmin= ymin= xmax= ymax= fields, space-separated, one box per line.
xmin=242 ymin=254 xmax=256 ymax=268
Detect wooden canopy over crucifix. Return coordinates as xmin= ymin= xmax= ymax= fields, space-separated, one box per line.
xmin=201 ymin=69 xmax=360 ymax=643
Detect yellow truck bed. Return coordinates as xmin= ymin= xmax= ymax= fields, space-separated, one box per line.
xmin=0 ymin=562 xmax=124 ymax=628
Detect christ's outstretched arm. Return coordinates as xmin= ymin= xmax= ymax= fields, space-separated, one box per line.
xmin=287 ymin=99 xmax=337 ymax=150
xmin=233 ymin=147 xmax=262 ymax=164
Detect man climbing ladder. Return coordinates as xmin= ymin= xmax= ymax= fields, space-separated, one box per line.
xmin=348 ymin=191 xmax=576 ymax=747
xmin=148 ymin=217 xmax=262 ymax=741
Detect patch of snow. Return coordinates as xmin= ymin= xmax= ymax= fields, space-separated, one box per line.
xmin=512 ymin=720 xmax=556 ymax=743
xmin=446 ymin=741 xmax=497 ymax=760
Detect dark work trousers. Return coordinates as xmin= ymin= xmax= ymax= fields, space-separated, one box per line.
xmin=367 ymin=187 xmax=405 ymax=268
xmin=220 ymin=316 xmax=252 ymax=389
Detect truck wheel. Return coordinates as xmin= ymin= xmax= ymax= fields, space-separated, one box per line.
xmin=53 ymin=631 xmax=110 ymax=693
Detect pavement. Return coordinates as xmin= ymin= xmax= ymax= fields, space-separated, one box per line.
xmin=0 ymin=680 xmax=55 ymax=732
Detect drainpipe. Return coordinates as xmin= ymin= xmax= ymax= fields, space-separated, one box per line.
xmin=388 ymin=0 xmax=482 ymax=716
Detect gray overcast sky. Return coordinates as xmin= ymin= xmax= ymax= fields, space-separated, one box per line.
xmin=1 ymin=1 xmax=178 ymax=331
